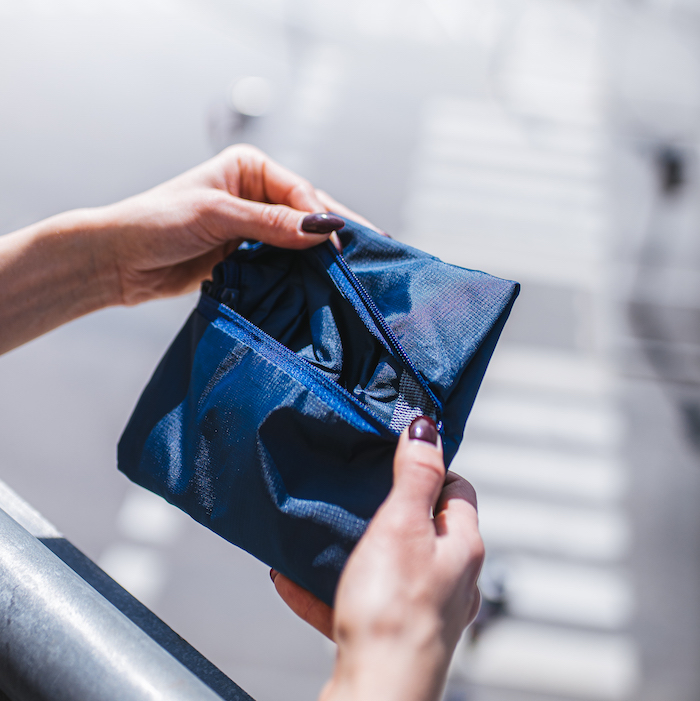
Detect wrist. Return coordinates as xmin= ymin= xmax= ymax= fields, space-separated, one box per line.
xmin=321 ymin=630 xmax=451 ymax=701
xmin=37 ymin=206 xmax=121 ymax=309
xmin=76 ymin=204 xmax=125 ymax=307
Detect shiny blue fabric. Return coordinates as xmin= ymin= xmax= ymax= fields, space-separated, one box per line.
xmin=118 ymin=219 xmax=519 ymax=606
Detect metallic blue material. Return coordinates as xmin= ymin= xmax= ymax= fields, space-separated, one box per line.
xmin=118 ymin=219 xmax=519 ymax=607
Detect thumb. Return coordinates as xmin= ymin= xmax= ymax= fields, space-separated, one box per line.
xmin=384 ymin=416 xmax=445 ymax=519
xmin=214 ymin=194 xmax=345 ymax=250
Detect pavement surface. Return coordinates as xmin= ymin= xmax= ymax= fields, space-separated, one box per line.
xmin=2 ymin=0 xmax=700 ymax=699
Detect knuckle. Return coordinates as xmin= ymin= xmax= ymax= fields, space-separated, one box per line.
xmin=290 ymin=179 xmax=314 ymax=196
xmin=470 ymin=534 xmax=486 ymax=565
xmin=220 ymin=143 xmax=261 ymax=165
xmin=466 ymin=589 xmax=481 ymax=625
xmin=450 ymin=530 xmax=484 ymax=573
xmin=462 ymin=524 xmax=485 ymax=556
xmin=218 ymin=144 xmax=240 ymax=162
xmin=195 ymin=189 xmax=227 ymax=218
xmin=260 ymin=203 xmax=290 ymax=231
xmin=412 ymin=456 xmax=447 ymax=483
xmin=286 ymin=179 xmax=317 ymax=207
xmin=227 ymin=142 xmax=256 ymax=156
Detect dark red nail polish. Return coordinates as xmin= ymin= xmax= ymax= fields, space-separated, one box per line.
xmin=408 ymin=416 xmax=438 ymax=446
xmin=301 ymin=213 xmax=345 ymax=234
xmin=270 ymin=568 xmax=279 ymax=583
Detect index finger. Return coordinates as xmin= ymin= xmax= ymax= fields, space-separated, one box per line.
xmin=434 ymin=473 xmax=480 ymax=541
xmin=234 ymin=146 xmax=325 ymax=212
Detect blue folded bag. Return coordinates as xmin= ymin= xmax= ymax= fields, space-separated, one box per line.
xmin=118 ymin=218 xmax=519 ymax=607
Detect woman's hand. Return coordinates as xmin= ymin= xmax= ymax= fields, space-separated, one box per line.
xmin=99 ymin=144 xmax=346 ymax=306
xmin=271 ymin=417 xmax=484 ymax=701
xmin=0 ymin=145 xmax=352 ymax=354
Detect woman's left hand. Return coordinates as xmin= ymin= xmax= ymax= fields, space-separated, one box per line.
xmin=271 ymin=417 xmax=484 ymax=701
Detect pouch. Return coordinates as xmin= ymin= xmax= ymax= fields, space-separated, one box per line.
xmin=118 ymin=218 xmax=519 ymax=607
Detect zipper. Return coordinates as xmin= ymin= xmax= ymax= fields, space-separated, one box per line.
xmin=326 ymin=243 xmax=443 ymax=432
xmin=199 ymin=294 xmax=395 ymax=437
xmin=207 ymin=241 xmax=444 ymax=433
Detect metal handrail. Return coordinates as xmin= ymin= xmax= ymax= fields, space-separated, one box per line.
xmin=0 ymin=480 xmax=253 ymax=701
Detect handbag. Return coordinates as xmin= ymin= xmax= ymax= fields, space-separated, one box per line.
xmin=118 ymin=218 xmax=519 ymax=607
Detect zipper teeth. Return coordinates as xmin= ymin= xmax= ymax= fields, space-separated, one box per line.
xmin=329 ymin=246 xmax=442 ymax=425
xmin=208 ymin=297 xmax=397 ymax=435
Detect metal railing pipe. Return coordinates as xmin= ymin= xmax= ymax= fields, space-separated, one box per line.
xmin=0 ymin=505 xmax=232 ymax=701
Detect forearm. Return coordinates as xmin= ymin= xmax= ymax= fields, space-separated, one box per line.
xmin=0 ymin=208 xmax=119 ymax=354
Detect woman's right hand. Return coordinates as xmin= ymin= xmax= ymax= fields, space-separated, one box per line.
xmin=272 ymin=417 xmax=484 ymax=701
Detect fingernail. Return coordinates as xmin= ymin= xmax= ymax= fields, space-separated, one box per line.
xmin=408 ymin=416 xmax=439 ymax=446
xmin=270 ymin=568 xmax=279 ymax=583
xmin=300 ymin=213 xmax=345 ymax=234
xmin=378 ymin=230 xmax=392 ymax=239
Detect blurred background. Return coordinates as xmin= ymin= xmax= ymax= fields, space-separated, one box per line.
xmin=1 ymin=0 xmax=700 ymax=699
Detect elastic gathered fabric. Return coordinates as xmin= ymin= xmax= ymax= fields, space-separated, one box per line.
xmin=118 ymin=219 xmax=519 ymax=607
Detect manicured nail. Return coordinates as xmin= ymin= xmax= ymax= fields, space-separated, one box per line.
xmin=270 ymin=568 xmax=279 ymax=583
xmin=408 ymin=416 xmax=439 ymax=446
xmin=300 ymin=213 xmax=345 ymax=234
